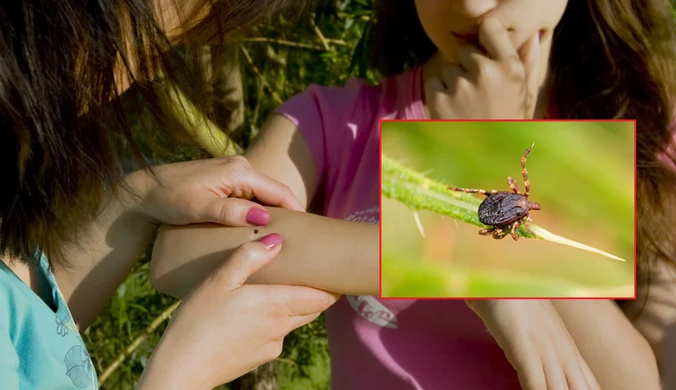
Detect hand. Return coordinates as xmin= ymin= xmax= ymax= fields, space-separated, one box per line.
xmin=127 ymin=156 xmax=304 ymax=227
xmin=138 ymin=234 xmax=341 ymax=389
xmin=466 ymin=300 xmax=601 ymax=390
xmin=425 ymin=17 xmax=541 ymax=120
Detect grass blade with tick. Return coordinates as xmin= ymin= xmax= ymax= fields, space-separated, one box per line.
xmin=381 ymin=155 xmax=627 ymax=262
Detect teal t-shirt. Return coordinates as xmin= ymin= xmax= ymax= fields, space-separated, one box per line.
xmin=0 ymin=254 xmax=98 ymax=389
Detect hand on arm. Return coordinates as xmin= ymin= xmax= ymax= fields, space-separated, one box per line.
xmin=150 ymin=112 xmax=378 ymax=297
xmin=138 ymin=237 xmax=339 ymax=390
xmin=53 ymin=157 xmax=302 ymax=331
xmin=467 ymin=298 xmax=661 ymax=390
xmin=150 ymin=207 xmax=380 ymax=298
xmin=467 ymin=300 xmax=600 ymax=390
xmin=550 ymin=300 xmax=660 ymax=390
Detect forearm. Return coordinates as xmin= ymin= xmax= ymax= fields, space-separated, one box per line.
xmin=551 ymin=300 xmax=660 ymax=390
xmin=150 ymin=207 xmax=379 ymax=298
xmin=53 ymin=172 xmax=158 ymax=331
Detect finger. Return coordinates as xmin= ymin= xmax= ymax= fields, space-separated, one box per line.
xmin=478 ymin=17 xmax=519 ymax=61
xmin=271 ymin=285 xmax=341 ymax=317
xmin=565 ymin=351 xmax=601 ymax=390
xmin=441 ymin=65 xmax=465 ymax=94
xmin=424 ymin=76 xmax=446 ymax=95
xmin=511 ymin=353 xmax=547 ymax=390
xmin=246 ymin=170 xmax=305 ymax=212
xmin=208 ymin=237 xmax=283 ymax=290
xmin=541 ymin=350 xmax=570 ymax=390
xmin=288 ymin=312 xmax=323 ymax=330
xmin=520 ymin=32 xmax=541 ymax=105
xmin=203 ymin=197 xmax=270 ymax=226
xmin=457 ymin=44 xmax=483 ymax=74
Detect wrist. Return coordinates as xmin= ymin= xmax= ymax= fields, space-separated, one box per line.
xmin=122 ymin=169 xmax=160 ymax=226
xmin=138 ymin=338 xmax=213 ymax=390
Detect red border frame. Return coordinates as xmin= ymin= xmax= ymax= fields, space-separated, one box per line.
xmin=378 ymin=119 xmax=637 ymax=301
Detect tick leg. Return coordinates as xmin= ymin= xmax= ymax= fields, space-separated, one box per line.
xmin=507 ymin=177 xmax=520 ymax=194
xmin=492 ymin=228 xmax=509 ymax=240
xmin=510 ymin=220 xmax=522 ymax=241
xmin=521 ymin=144 xmax=534 ymax=198
xmin=479 ymin=227 xmax=496 ymax=235
xmin=448 ymin=187 xmax=497 ymax=197
xmin=524 ymin=215 xmax=535 ymax=236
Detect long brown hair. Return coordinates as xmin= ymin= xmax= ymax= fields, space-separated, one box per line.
xmin=368 ymin=0 xmax=676 ymax=312
xmin=0 ymin=0 xmax=307 ymax=267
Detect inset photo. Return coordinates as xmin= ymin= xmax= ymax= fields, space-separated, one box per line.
xmin=380 ymin=120 xmax=635 ymax=299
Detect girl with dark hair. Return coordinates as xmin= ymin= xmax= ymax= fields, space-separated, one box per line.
xmin=152 ymin=0 xmax=676 ymax=389
xmin=0 ymin=1 xmax=340 ymax=389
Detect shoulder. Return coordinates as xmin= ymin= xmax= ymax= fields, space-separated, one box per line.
xmin=275 ymin=77 xmax=378 ymax=129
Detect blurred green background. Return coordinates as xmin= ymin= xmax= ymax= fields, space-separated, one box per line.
xmin=382 ymin=121 xmax=635 ymax=298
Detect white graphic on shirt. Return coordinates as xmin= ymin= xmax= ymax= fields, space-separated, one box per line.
xmin=343 ymin=207 xmax=398 ymax=329
xmin=344 ymin=206 xmax=380 ymax=224
xmin=346 ymin=295 xmax=398 ymax=329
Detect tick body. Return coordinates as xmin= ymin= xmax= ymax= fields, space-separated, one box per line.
xmin=448 ymin=144 xmax=541 ymax=241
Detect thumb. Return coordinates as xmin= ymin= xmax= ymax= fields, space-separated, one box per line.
xmin=520 ymin=32 xmax=541 ymax=117
xmin=208 ymin=233 xmax=283 ymax=290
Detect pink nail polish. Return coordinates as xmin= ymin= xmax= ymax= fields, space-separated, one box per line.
xmin=246 ymin=208 xmax=270 ymax=226
xmin=259 ymin=233 xmax=282 ymax=249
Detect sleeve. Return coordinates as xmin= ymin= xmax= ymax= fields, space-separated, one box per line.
xmin=274 ymin=79 xmax=368 ymax=198
xmin=0 ymin=328 xmax=19 ymax=390
xmin=274 ymin=85 xmax=329 ymax=188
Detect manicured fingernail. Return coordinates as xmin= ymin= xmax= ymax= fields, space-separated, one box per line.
xmin=259 ymin=233 xmax=282 ymax=249
xmin=246 ymin=208 xmax=269 ymax=226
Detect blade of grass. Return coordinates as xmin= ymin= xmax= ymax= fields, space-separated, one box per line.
xmin=382 ymin=155 xmax=627 ymax=262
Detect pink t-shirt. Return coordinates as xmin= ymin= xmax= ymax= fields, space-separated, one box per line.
xmin=276 ymin=66 xmax=520 ymax=389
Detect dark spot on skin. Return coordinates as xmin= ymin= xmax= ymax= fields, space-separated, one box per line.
xmin=254 ymin=229 xmax=259 ymax=234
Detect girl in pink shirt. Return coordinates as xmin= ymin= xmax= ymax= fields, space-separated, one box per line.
xmin=151 ymin=0 xmax=676 ymax=388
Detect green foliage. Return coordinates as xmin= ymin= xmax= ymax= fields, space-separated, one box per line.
xmin=86 ymin=1 xmax=375 ymax=389
xmin=381 ymin=121 xmax=633 ymax=298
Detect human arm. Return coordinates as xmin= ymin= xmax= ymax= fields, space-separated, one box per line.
xmin=53 ymin=157 xmax=302 ymax=332
xmin=138 ymin=236 xmax=339 ymax=389
xmin=631 ymin=259 xmax=676 ymax=388
xmin=550 ymin=300 xmax=660 ymax=390
xmin=467 ymin=298 xmax=660 ymax=390
xmin=150 ymin=206 xmax=379 ymax=298
xmin=150 ymin=104 xmax=380 ymax=297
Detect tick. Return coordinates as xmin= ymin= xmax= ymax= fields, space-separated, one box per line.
xmin=447 ymin=144 xmax=541 ymax=241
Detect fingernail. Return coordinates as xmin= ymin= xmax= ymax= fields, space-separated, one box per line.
xmin=246 ymin=208 xmax=270 ymax=226
xmin=259 ymin=233 xmax=282 ymax=249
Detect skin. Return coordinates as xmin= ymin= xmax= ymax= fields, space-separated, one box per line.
xmin=416 ymin=0 xmax=660 ymax=388
xmin=2 ymin=3 xmax=340 ymax=388
xmin=138 ymin=240 xmax=339 ymax=389
xmin=151 ymin=207 xmax=380 ymax=298
xmin=154 ymin=1 xmax=665 ymax=389
xmin=418 ymin=0 xmax=566 ymax=119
